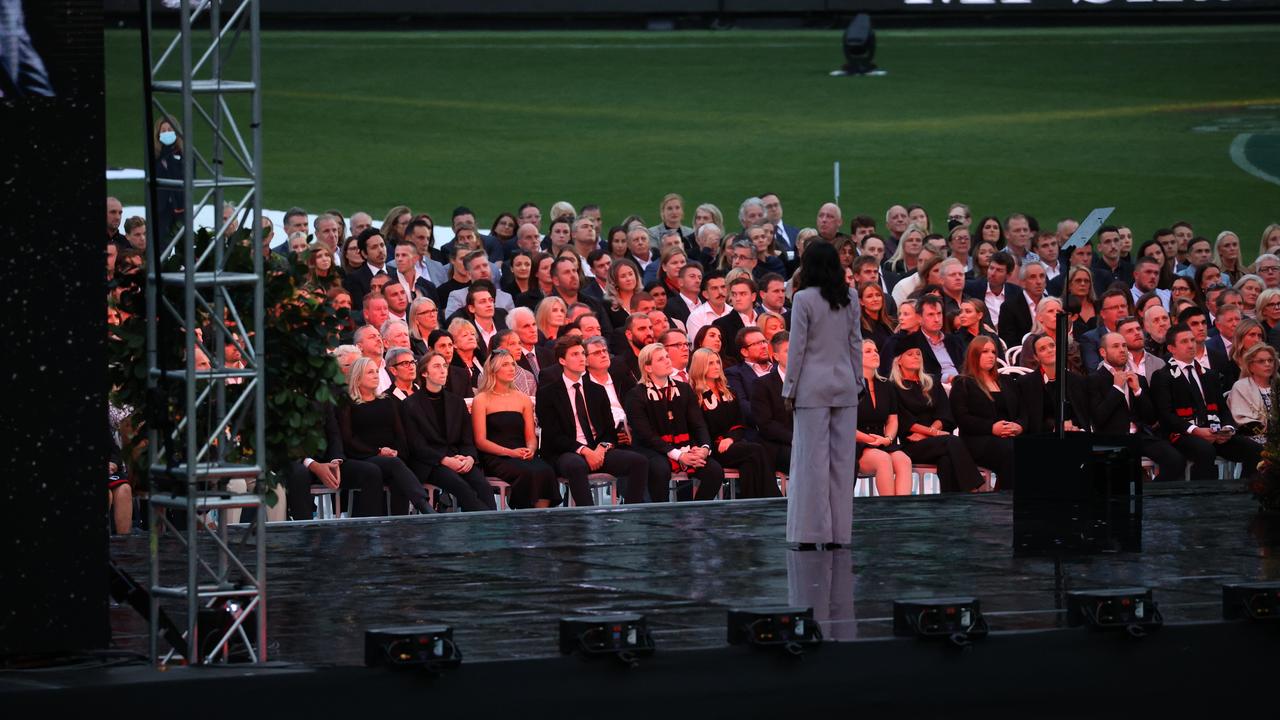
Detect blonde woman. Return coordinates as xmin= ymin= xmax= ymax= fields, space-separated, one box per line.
xmin=855 ymin=340 xmax=913 ymax=496
xmin=471 ymin=350 xmax=559 ymax=509
xmin=689 ymin=349 xmax=780 ymax=498
xmin=884 ymin=223 xmax=926 ymax=276
xmin=337 ymin=357 xmax=432 ymax=514
xmin=534 ymin=295 xmax=568 ymax=346
xmin=448 ymin=317 xmax=485 ymax=387
xmin=408 ymin=297 xmax=440 ymax=357
xmin=1228 ymin=343 xmax=1278 ymax=445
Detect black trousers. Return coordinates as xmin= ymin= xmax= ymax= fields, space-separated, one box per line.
xmin=1140 ymin=435 xmax=1187 ymax=482
xmin=959 ymin=435 xmax=1016 ymax=490
xmin=634 ymin=448 xmax=725 ymax=502
xmin=714 ymin=439 xmax=782 ymax=499
xmin=483 ymin=454 xmax=561 ymax=508
xmin=900 ymin=435 xmax=983 ymax=492
xmin=554 ymin=446 xmax=649 ymax=506
xmin=759 ymin=440 xmax=792 ymax=482
xmin=360 ymin=455 xmax=430 ymax=515
xmin=1174 ymin=434 xmax=1262 ymax=481
xmin=284 ymin=458 xmax=384 ymax=520
xmin=408 ymin=460 xmax=496 ymax=511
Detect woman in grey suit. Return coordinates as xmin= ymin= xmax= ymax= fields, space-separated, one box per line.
xmin=783 ymin=242 xmax=863 ymax=549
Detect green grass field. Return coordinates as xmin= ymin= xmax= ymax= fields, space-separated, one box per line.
xmin=106 ymin=25 xmax=1280 ymax=250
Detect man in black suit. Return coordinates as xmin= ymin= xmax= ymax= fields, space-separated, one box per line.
xmin=400 ymin=351 xmax=496 ymax=511
xmin=1090 ymin=331 xmax=1186 ymax=482
xmin=997 ymin=260 xmax=1048 ymax=351
xmin=665 ymin=262 xmax=703 ymax=327
xmin=583 ymin=334 xmax=635 ymax=424
xmin=551 ymin=255 xmax=612 ymax=335
xmin=1151 ymin=323 xmax=1261 ymax=480
xmin=963 ymin=251 xmax=1020 ymax=330
xmin=581 ymin=250 xmax=612 ymax=302
xmin=619 ymin=312 xmax=654 ymax=386
xmin=343 ymin=227 xmax=392 ymax=312
xmin=1207 ymin=303 xmax=1241 ymax=387
xmin=756 ymin=272 xmax=790 ymax=329
xmin=853 ymin=254 xmax=898 ymax=318
xmin=537 ymin=337 xmax=651 ymax=506
xmin=1090 ymin=225 xmax=1134 ymax=296
xmin=712 ymin=275 xmax=761 ymax=363
xmin=913 ymin=294 xmax=966 ymax=382
xmin=623 ymin=343 xmax=724 ymax=502
xmin=761 ymin=192 xmax=800 ymax=252
xmin=751 ymin=331 xmax=793 ymax=475
xmin=283 ymin=398 xmax=385 ymax=520
xmin=507 ymin=306 xmax=554 ymax=380
xmin=725 ymin=326 xmax=774 ymax=429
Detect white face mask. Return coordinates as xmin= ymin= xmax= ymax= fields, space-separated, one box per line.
xmin=159 ymin=130 xmax=177 ymax=146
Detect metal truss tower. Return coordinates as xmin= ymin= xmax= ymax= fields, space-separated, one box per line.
xmin=141 ymin=0 xmax=267 ymax=665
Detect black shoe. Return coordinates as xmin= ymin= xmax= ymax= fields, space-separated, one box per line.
xmin=791 ymin=543 xmax=820 ymax=551
xmin=823 ymin=543 xmax=846 ymax=550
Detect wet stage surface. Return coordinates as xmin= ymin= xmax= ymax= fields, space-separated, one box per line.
xmin=108 ymin=482 xmax=1280 ymax=664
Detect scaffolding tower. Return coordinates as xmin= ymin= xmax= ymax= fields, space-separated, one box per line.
xmin=141 ymin=0 xmax=267 ymax=665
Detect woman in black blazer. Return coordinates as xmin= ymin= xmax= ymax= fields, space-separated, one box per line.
xmin=889 ymin=338 xmax=984 ymax=493
xmin=948 ymin=336 xmax=1021 ymax=490
xmin=337 ymin=357 xmax=433 ymax=515
xmin=689 ymin=349 xmax=780 ymax=499
xmin=858 ymin=282 xmax=894 ymax=373
xmin=401 ymin=351 xmax=496 ymax=511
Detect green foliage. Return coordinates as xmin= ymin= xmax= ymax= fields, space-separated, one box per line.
xmin=106 ymin=227 xmax=347 ymax=495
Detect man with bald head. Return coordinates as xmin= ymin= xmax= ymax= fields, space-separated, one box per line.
xmin=107 ymin=196 xmax=125 ymax=247
xmin=816 ymin=203 xmax=843 ymax=243
xmin=349 ymin=212 xmax=373 ymax=240
xmin=884 ymin=204 xmax=909 ymax=256
xmin=1090 ymin=330 xmax=1185 ymax=482
xmin=515 ymin=222 xmax=541 ymax=254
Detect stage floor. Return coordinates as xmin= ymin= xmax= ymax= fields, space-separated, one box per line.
xmin=108 ymin=482 xmax=1280 ymax=665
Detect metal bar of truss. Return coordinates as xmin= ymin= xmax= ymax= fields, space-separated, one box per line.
xmin=144 ymin=0 xmax=266 ymax=668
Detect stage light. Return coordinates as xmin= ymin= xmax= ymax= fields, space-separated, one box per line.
xmin=1222 ymin=581 xmax=1280 ymax=622
xmin=727 ymin=606 xmax=822 ymax=656
xmin=893 ymin=597 xmax=988 ymax=645
xmin=1066 ymin=588 xmax=1163 ymax=635
xmin=559 ymin=614 xmax=654 ymax=666
xmin=832 ymin=14 xmax=884 ymax=77
xmin=365 ymin=625 xmax=462 ymax=673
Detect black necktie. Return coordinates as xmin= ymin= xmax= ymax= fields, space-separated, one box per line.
xmin=573 ymin=382 xmax=595 ymax=446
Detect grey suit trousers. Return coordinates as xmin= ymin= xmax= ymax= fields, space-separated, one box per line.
xmin=787 ymin=547 xmax=858 ymax=641
xmin=786 ymin=405 xmax=857 ymax=545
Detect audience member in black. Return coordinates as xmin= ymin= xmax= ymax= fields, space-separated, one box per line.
xmin=1151 ymin=323 xmax=1262 ymax=481
xmin=690 ymin=349 xmax=781 ymax=499
xmin=448 ymin=317 xmax=486 ymax=387
xmin=724 ymin=326 xmax=774 ymax=428
xmin=435 ymin=242 xmax=473 ymax=307
xmin=751 ymin=331 xmax=793 ymax=474
xmin=583 ymin=334 xmax=635 ymax=429
xmin=501 ymin=249 xmax=536 ymax=299
xmin=712 ymin=276 xmax=761 ymax=357
xmin=343 ymin=228 xmax=392 ymax=312
xmin=472 ymin=350 xmax=561 ymax=508
xmin=400 ymin=351 xmax=496 ymax=511
xmin=858 ymin=282 xmax=894 ymax=371
xmin=624 ymin=342 xmax=725 ymax=502
xmin=336 ymin=357 xmax=433 ymax=515
xmin=1090 ymin=226 xmax=1134 ymax=295
xmin=536 ymin=337 xmax=650 ymax=505
xmin=949 ymin=337 xmax=1020 ymax=490
xmin=619 ymin=312 xmax=654 ymax=386
xmin=427 ymin=328 xmax=475 ymax=397
xmin=952 ymin=297 xmax=1005 ymax=357
xmin=856 ymin=340 xmax=913 ymax=496
xmin=1018 ymin=333 xmax=1092 ymax=434
xmin=889 ymin=341 xmax=984 ymax=492
xmin=1090 ymin=331 xmax=1186 ymax=482
xmin=1179 ymin=305 xmax=1230 ymax=381
xmin=1060 ymin=265 xmax=1098 ymax=338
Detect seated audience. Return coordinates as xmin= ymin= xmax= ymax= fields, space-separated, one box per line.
xmin=472 ymin=350 xmax=561 ymax=508
xmin=856 ymin=340 xmax=913 ymax=496
xmin=689 ymin=348 xmax=780 ymax=499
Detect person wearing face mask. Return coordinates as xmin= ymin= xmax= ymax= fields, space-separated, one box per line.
xmin=153 ymin=118 xmax=185 ymax=242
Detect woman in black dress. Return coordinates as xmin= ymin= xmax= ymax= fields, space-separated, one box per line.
xmin=337 ymin=357 xmax=433 ymax=515
xmin=948 ymin=336 xmax=1021 ymax=491
xmin=856 ymin=340 xmax=913 ymax=496
xmin=471 ymin=349 xmax=560 ymax=509
xmin=888 ymin=338 xmax=984 ymax=493
xmin=858 ymin=282 xmax=894 ymax=373
xmin=688 ymin=349 xmax=781 ymax=499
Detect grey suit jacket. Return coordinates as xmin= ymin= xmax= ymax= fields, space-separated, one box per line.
xmin=782 ymin=287 xmax=863 ymax=408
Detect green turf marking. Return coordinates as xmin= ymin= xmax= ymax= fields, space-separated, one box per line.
xmin=1231 ymin=133 xmax=1280 ymax=187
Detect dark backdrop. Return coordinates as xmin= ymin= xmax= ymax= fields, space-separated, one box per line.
xmin=0 ymin=0 xmax=109 ymax=658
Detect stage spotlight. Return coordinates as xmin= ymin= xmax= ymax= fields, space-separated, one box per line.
xmin=1222 ymin=581 xmax=1280 ymax=622
xmin=1066 ymin=588 xmax=1163 ymax=635
xmin=365 ymin=625 xmax=462 ymax=673
xmin=831 ymin=14 xmax=884 ymax=77
xmin=727 ymin=606 xmax=822 ymax=656
xmin=893 ymin=597 xmax=988 ymax=645
xmin=559 ymin=614 xmax=655 ymax=666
